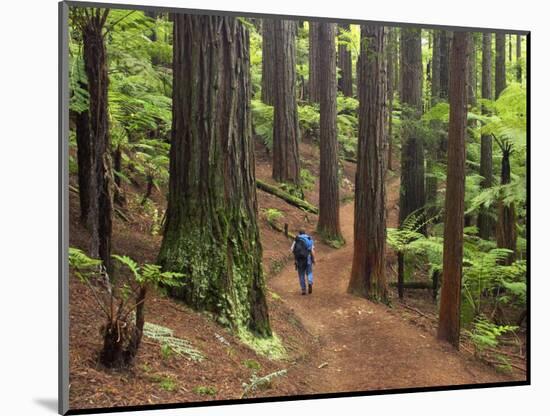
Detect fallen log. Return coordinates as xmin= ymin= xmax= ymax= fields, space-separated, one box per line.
xmin=342 ymin=156 xmax=357 ymax=164
xmin=390 ymin=281 xmax=433 ymax=289
xmin=256 ymin=179 xmax=319 ymax=214
xmin=268 ymin=222 xmax=296 ymax=240
xmin=400 ymin=303 xmax=436 ymax=320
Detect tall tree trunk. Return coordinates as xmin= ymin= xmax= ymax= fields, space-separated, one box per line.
xmin=337 ymin=23 xmax=353 ymax=97
xmin=74 ymin=103 xmax=92 ymax=225
xmin=113 ymin=144 xmax=125 ymax=206
xmin=516 ymin=34 xmax=522 ymax=83
xmin=478 ymin=33 xmax=494 ymax=239
xmin=387 ymin=27 xmax=395 ymax=170
xmin=394 ymin=31 xmax=400 ymax=101
xmin=250 ymin=18 xmax=262 ymax=32
xmin=496 ymin=142 xmax=517 ymax=264
xmin=439 ymin=31 xmax=451 ymax=100
xmin=317 ymin=23 xmax=342 ymax=241
xmin=399 ymin=28 xmax=426 ymax=223
xmin=437 ymin=32 xmax=470 ymax=349
xmin=495 ymin=33 xmax=507 ymax=98
xmin=158 ymin=14 xmax=271 ymax=337
xmin=425 ymin=157 xmax=437 ymax=217
xmin=426 ymin=30 xmax=441 ymax=212
xmin=508 ymin=34 xmax=512 ymax=62
xmin=348 ymin=25 xmax=387 ymax=301
xmin=467 ymin=35 xmax=477 ymax=108
xmin=82 ymin=9 xmax=113 ymax=273
xmin=431 ymin=30 xmax=441 ymax=105
xmin=398 ymin=28 xmax=426 ymax=298
xmin=261 ymin=19 xmax=275 ymax=105
xmin=308 ymin=21 xmax=321 ymax=103
xmin=272 ymin=20 xmax=301 ymax=185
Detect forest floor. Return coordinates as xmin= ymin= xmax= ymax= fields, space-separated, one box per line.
xmin=270 ymin=178 xmax=521 ymax=392
xmin=68 ymin=138 xmax=525 ymax=411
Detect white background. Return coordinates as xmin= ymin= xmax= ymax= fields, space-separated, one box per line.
xmin=1 ymin=0 xmax=546 ymax=414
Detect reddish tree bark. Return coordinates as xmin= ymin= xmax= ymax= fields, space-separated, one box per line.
xmin=437 ymin=32 xmax=470 ymax=348
xmin=308 ymin=21 xmax=321 ymax=103
xmin=317 ymin=22 xmax=342 ymax=242
xmin=261 ymin=19 xmax=275 ymax=105
xmin=478 ymin=33 xmax=494 ymax=239
xmin=516 ymin=34 xmax=522 ymax=83
xmin=431 ymin=30 xmax=441 ymax=105
xmin=439 ymin=31 xmax=451 ymax=100
xmin=158 ymin=14 xmax=271 ymax=337
xmin=337 ymin=23 xmax=353 ymax=97
xmin=348 ymin=25 xmax=387 ymax=301
xmin=495 ymin=33 xmax=507 ymax=98
xmin=387 ymin=27 xmax=396 ymax=170
xmin=272 ymin=20 xmax=300 ymax=185
xmin=398 ymin=27 xmax=425 ymax=298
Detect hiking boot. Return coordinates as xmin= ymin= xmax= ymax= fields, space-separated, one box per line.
xmin=301 ymin=289 xmax=306 ymax=295
xmin=308 ymin=283 xmax=312 ymax=294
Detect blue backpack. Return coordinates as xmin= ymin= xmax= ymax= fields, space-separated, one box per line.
xmin=293 ymin=234 xmax=312 ymax=265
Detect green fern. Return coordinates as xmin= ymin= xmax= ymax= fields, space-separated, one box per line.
xmin=251 ymin=100 xmax=274 ymax=150
xmin=466 ymin=315 xmax=518 ymax=354
xmin=68 ymin=247 xmax=102 ymax=282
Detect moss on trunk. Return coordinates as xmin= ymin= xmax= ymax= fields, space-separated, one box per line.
xmin=158 ymin=15 xmax=271 ymax=338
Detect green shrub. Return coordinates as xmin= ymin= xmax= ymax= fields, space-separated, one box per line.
xmin=159 ymin=377 xmax=177 ymax=392
xmin=251 ymin=99 xmax=274 ymax=150
xmin=264 ymin=208 xmax=283 ymax=226
xmin=243 ymin=359 xmax=261 ymax=371
xmin=465 ymin=316 xmax=518 ymax=355
xmin=150 ymin=374 xmax=178 ymax=392
xmin=298 ymin=104 xmax=320 ymax=138
xmin=300 ymin=168 xmax=316 ymax=192
xmin=193 ymin=386 xmax=217 ymax=396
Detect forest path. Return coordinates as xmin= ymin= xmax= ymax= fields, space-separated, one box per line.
xmin=270 ymin=173 xmax=513 ymax=393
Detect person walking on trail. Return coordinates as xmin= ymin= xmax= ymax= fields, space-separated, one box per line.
xmin=291 ymin=230 xmax=315 ymax=295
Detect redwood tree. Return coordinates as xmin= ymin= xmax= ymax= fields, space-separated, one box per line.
xmin=348 ymin=25 xmax=387 ymax=301
xmin=337 ymin=23 xmax=353 ymax=97
xmin=426 ymin=29 xmax=441 ymax=212
xmin=308 ymin=21 xmax=321 ymax=103
xmin=477 ymin=33 xmax=494 ymax=239
xmin=439 ymin=31 xmax=451 ymax=100
xmin=272 ymin=19 xmax=300 ymax=185
xmin=398 ymin=27 xmax=425 ymax=299
xmin=158 ymin=14 xmax=271 ymax=337
xmin=317 ymin=22 xmax=343 ymax=242
xmin=437 ymin=32 xmax=470 ymax=348
xmin=467 ymin=34 xmax=477 ymax=108
xmin=494 ymin=33 xmax=516 ymax=262
xmin=495 ymin=32 xmax=507 ymax=98
xmin=516 ymin=34 xmax=522 ymax=83
xmin=261 ymin=19 xmax=275 ymax=105
xmin=431 ymin=30 xmax=441 ymax=105
xmin=387 ymin=27 xmax=396 ymax=170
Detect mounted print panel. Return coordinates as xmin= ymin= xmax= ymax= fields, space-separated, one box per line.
xmin=59 ymin=1 xmax=529 ymax=414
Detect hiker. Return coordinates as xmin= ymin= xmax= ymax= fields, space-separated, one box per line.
xmin=291 ymin=230 xmax=315 ymax=295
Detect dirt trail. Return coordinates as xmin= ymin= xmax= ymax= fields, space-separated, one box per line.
xmin=270 ymin=174 xmax=515 ymax=393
